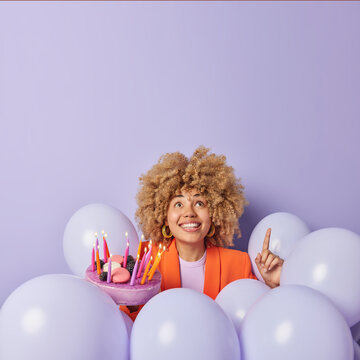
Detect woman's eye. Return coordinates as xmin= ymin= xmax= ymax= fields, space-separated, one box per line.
xmin=195 ymin=201 xmax=204 ymax=207
xmin=174 ymin=202 xmax=182 ymax=208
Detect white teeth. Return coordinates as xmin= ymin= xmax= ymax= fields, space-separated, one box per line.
xmin=180 ymin=223 xmax=200 ymax=229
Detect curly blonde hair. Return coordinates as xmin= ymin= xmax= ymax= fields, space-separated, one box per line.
xmin=135 ymin=146 xmax=248 ymax=248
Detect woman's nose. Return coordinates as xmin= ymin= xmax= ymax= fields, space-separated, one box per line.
xmin=183 ymin=204 xmax=196 ymax=217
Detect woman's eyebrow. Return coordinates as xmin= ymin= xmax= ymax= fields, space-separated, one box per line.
xmin=173 ymin=194 xmax=201 ymax=199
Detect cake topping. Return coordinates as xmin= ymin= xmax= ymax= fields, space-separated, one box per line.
xmin=126 ymin=259 xmax=136 ymax=276
xmin=103 ymin=261 xmax=121 ymax=272
xmin=110 ymin=255 xmax=124 ymax=265
xmin=112 ymin=267 xmax=131 ymax=283
xmin=99 ymin=272 xmax=108 ymax=282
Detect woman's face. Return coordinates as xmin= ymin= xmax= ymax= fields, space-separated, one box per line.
xmin=166 ymin=188 xmax=211 ymax=246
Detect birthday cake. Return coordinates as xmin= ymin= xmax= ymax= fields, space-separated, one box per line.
xmin=85 ymin=254 xmax=162 ymax=306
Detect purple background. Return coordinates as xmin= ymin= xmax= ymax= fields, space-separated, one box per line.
xmin=1 ymin=2 xmax=359 ymax=306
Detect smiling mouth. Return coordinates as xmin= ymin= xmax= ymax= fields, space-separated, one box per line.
xmin=179 ymin=223 xmax=201 ymax=230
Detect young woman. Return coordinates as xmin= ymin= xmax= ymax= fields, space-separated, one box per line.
xmin=122 ymin=146 xmax=283 ymax=320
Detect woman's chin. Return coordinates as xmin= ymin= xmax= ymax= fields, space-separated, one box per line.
xmin=175 ymin=234 xmax=206 ymax=245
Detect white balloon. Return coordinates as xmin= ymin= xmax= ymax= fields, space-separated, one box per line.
xmin=131 ymin=288 xmax=240 ymax=360
xmin=0 ymin=274 xmax=128 ymax=360
xmin=215 ymin=279 xmax=269 ymax=337
xmin=248 ymin=212 xmax=310 ymax=282
xmin=352 ymin=321 xmax=360 ymax=342
xmin=120 ymin=311 xmax=133 ymax=340
xmin=63 ymin=203 xmax=139 ymax=276
xmin=280 ymin=228 xmax=360 ymax=327
xmin=240 ymin=285 xmax=353 ymax=360
xmin=354 ymin=340 xmax=360 ymax=360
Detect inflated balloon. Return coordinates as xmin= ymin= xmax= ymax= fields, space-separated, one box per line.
xmin=120 ymin=310 xmax=133 ymax=339
xmin=0 ymin=274 xmax=128 ymax=360
xmin=63 ymin=203 xmax=139 ymax=276
xmin=280 ymin=227 xmax=360 ymax=326
xmin=248 ymin=212 xmax=310 ymax=282
xmin=352 ymin=321 xmax=360 ymax=342
xmin=131 ymin=288 xmax=239 ymax=360
xmin=354 ymin=340 xmax=360 ymax=360
xmin=215 ymin=279 xmax=269 ymax=337
xmin=240 ymin=285 xmax=353 ymax=360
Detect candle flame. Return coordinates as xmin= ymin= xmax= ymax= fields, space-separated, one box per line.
xmin=144 ymin=247 xmax=147 ymax=252
xmin=141 ymin=234 xmax=144 ymax=240
xmin=105 ymin=233 xmax=108 ymax=237
xmin=150 ymin=239 xmax=152 ymax=245
xmin=94 ymin=232 xmax=98 ymax=237
xmin=125 ymin=232 xmax=128 ymax=237
xmin=101 ymin=230 xmax=105 ymax=235
xmin=137 ymin=254 xmax=140 ymax=260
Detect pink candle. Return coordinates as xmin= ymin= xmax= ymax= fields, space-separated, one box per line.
xmin=91 ymin=245 xmax=95 ymax=272
xmin=103 ymin=237 xmax=108 ymax=263
xmin=105 ymin=233 xmax=110 ymax=258
xmin=130 ymin=255 xmax=139 ymax=286
xmin=137 ymin=246 xmax=147 ymax=278
xmin=144 ymin=241 xmax=152 ymax=269
xmin=123 ymin=232 xmax=130 ymax=268
xmin=107 ymin=257 xmax=112 ymax=283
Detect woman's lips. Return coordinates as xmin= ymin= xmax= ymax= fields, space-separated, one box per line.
xmin=179 ymin=222 xmax=201 ymax=232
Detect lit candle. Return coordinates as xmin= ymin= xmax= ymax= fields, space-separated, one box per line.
xmin=104 ymin=233 xmax=110 ymax=258
xmin=148 ymin=244 xmax=162 ymax=275
xmin=123 ymin=232 xmax=129 ymax=268
xmin=148 ymin=251 xmax=161 ymax=281
xmin=94 ymin=232 xmax=99 ymax=254
xmin=102 ymin=230 xmax=108 ymax=263
xmin=141 ymin=256 xmax=152 ymax=285
xmin=144 ymin=239 xmax=152 ymax=269
xmin=107 ymin=256 xmax=112 ymax=283
xmin=136 ymin=234 xmax=144 ymax=259
xmin=130 ymin=255 xmax=140 ymax=286
xmin=91 ymin=244 xmax=95 ymax=272
xmin=137 ymin=246 xmax=147 ymax=278
xmin=148 ymin=244 xmax=164 ymax=278
xmin=161 ymin=245 xmax=167 ymax=255
xmin=96 ymin=244 xmax=101 ymax=275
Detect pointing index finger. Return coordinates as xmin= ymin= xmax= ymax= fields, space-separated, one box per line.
xmin=262 ymin=228 xmax=271 ymax=251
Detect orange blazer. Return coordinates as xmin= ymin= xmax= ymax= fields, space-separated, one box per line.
xmin=121 ymin=239 xmax=257 ymax=320
xmin=156 ymin=238 xmax=257 ymax=299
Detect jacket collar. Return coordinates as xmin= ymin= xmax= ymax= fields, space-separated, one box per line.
xmin=161 ymin=238 xmax=181 ymax=290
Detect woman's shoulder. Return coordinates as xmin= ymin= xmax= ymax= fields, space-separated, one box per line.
xmin=209 ymin=246 xmax=256 ymax=281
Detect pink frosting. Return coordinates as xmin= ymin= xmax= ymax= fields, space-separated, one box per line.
xmin=85 ymin=265 xmax=161 ymax=306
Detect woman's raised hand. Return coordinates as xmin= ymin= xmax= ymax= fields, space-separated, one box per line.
xmin=254 ymin=228 xmax=284 ymax=288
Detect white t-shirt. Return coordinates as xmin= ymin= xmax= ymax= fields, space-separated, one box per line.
xmin=179 ymin=250 xmax=207 ymax=293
